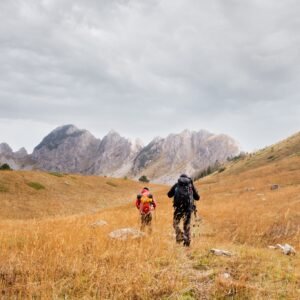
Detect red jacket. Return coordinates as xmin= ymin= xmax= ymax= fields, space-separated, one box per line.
xmin=136 ymin=188 xmax=157 ymax=215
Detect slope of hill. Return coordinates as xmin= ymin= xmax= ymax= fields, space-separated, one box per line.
xmin=0 ymin=133 xmax=299 ymax=299
xmin=196 ymin=131 xmax=300 ymax=246
xmin=0 ymin=170 xmax=164 ymax=219
xmin=221 ymin=131 xmax=300 ymax=176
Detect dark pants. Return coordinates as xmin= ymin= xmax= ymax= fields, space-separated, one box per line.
xmin=141 ymin=213 xmax=152 ymax=233
xmin=173 ymin=209 xmax=192 ymax=246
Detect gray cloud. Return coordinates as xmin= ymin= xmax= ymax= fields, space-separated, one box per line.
xmin=0 ymin=0 xmax=300 ymax=152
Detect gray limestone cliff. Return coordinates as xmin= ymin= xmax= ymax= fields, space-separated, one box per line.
xmin=130 ymin=130 xmax=239 ymax=183
xmin=32 ymin=125 xmax=100 ymax=173
xmin=1 ymin=125 xmax=240 ymax=183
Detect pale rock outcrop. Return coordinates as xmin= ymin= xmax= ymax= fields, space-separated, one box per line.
xmin=109 ymin=228 xmax=145 ymax=240
xmin=210 ymin=249 xmax=233 ymax=256
xmin=131 ymin=130 xmax=239 ymax=183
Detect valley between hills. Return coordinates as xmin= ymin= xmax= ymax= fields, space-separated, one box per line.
xmin=0 ymin=132 xmax=299 ymax=299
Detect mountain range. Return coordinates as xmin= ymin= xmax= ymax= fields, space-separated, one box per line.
xmin=0 ymin=125 xmax=240 ymax=183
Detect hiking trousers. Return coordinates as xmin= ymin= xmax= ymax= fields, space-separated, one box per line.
xmin=173 ymin=209 xmax=192 ymax=246
xmin=140 ymin=213 xmax=152 ymax=233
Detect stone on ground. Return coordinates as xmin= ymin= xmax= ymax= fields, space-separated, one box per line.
xmin=109 ymin=228 xmax=145 ymax=240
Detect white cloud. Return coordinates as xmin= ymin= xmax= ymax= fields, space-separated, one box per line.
xmin=0 ymin=0 xmax=299 ymax=152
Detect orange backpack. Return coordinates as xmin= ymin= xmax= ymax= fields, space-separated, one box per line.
xmin=140 ymin=193 xmax=153 ymax=214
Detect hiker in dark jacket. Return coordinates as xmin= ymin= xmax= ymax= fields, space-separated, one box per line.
xmin=167 ymin=174 xmax=200 ymax=247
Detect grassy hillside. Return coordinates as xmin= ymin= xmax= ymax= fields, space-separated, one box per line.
xmin=0 ymin=133 xmax=299 ymax=299
xmin=0 ymin=171 xmax=164 ymax=219
xmin=198 ymin=131 xmax=300 ymax=247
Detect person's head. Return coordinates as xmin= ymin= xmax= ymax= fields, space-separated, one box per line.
xmin=142 ymin=187 xmax=149 ymax=193
xmin=180 ymin=174 xmax=188 ymax=178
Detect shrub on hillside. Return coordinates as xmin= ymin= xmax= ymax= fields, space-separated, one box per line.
xmin=0 ymin=163 xmax=12 ymax=171
xmin=139 ymin=175 xmax=150 ymax=183
xmin=27 ymin=182 xmax=45 ymax=190
xmin=106 ymin=181 xmax=118 ymax=187
xmin=194 ymin=160 xmax=223 ymax=181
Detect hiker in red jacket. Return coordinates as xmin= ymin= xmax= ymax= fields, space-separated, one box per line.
xmin=136 ymin=187 xmax=157 ymax=232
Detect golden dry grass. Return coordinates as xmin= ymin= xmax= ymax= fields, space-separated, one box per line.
xmin=0 ymin=171 xmax=164 ymax=219
xmin=0 ymin=133 xmax=299 ymax=299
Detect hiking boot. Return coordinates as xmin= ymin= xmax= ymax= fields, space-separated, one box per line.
xmin=176 ymin=231 xmax=184 ymax=243
xmin=183 ymin=240 xmax=190 ymax=247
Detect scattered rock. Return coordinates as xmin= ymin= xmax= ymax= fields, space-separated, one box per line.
xmin=271 ymin=184 xmax=280 ymax=190
xmin=276 ymin=244 xmax=296 ymax=255
xmin=109 ymin=228 xmax=145 ymax=240
xmin=222 ymin=272 xmax=231 ymax=279
xmin=269 ymin=244 xmax=296 ymax=255
xmin=245 ymin=187 xmax=255 ymax=192
xmin=90 ymin=220 xmax=108 ymax=227
xmin=210 ymin=249 xmax=232 ymax=256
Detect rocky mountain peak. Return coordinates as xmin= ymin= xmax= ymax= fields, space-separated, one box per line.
xmin=34 ymin=124 xmax=88 ymax=151
xmin=131 ymin=138 xmax=144 ymax=152
xmin=14 ymin=147 xmax=28 ymax=158
xmin=0 ymin=143 xmax=13 ymax=155
xmin=0 ymin=124 xmax=240 ymax=183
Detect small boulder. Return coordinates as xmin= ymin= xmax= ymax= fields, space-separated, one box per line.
xmin=210 ymin=249 xmax=232 ymax=256
xmin=276 ymin=244 xmax=296 ymax=255
xmin=90 ymin=220 xmax=108 ymax=227
xmin=271 ymin=184 xmax=280 ymax=190
xmin=222 ymin=272 xmax=231 ymax=280
xmin=109 ymin=228 xmax=145 ymax=240
xmin=269 ymin=244 xmax=296 ymax=255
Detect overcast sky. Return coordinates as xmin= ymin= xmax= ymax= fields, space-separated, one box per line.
xmin=0 ymin=0 xmax=299 ymax=153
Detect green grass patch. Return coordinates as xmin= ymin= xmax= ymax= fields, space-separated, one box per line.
xmin=27 ymin=182 xmax=45 ymax=190
xmin=106 ymin=181 xmax=118 ymax=187
xmin=48 ymin=172 xmax=64 ymax=177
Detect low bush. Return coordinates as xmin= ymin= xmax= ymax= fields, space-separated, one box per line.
xmin=0 ymin=163 xmax=12 ymax=171
xmin=27 ymin=182 xmax=45 ymax=190
xmin=139 ymin=175 xmax=150 ymax=183
xmin=106 ymin=181 xmax=118 ymax=187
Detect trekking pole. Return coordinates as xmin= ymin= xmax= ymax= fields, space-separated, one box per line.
xmin=194 ymin=206 xmax=197 ymax=219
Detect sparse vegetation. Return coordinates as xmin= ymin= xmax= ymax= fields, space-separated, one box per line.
xmin=26 ymin=181 xmax=45 ymax=190
xmin=194 ymin=160 xmax=223 ymax=180
xmin=48 ymin=172 xmax=64 ymax=177
xmin=139 ymin=175 xmax=150 ymax=183
xmin=106 ymin=181 xmax=118 ymax=187
xmin=227 ymin=152 xmax=247 ymax=162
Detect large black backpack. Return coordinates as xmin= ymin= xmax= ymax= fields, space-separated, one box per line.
xmin=174 ymin=176 xmax=193 ymax=211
